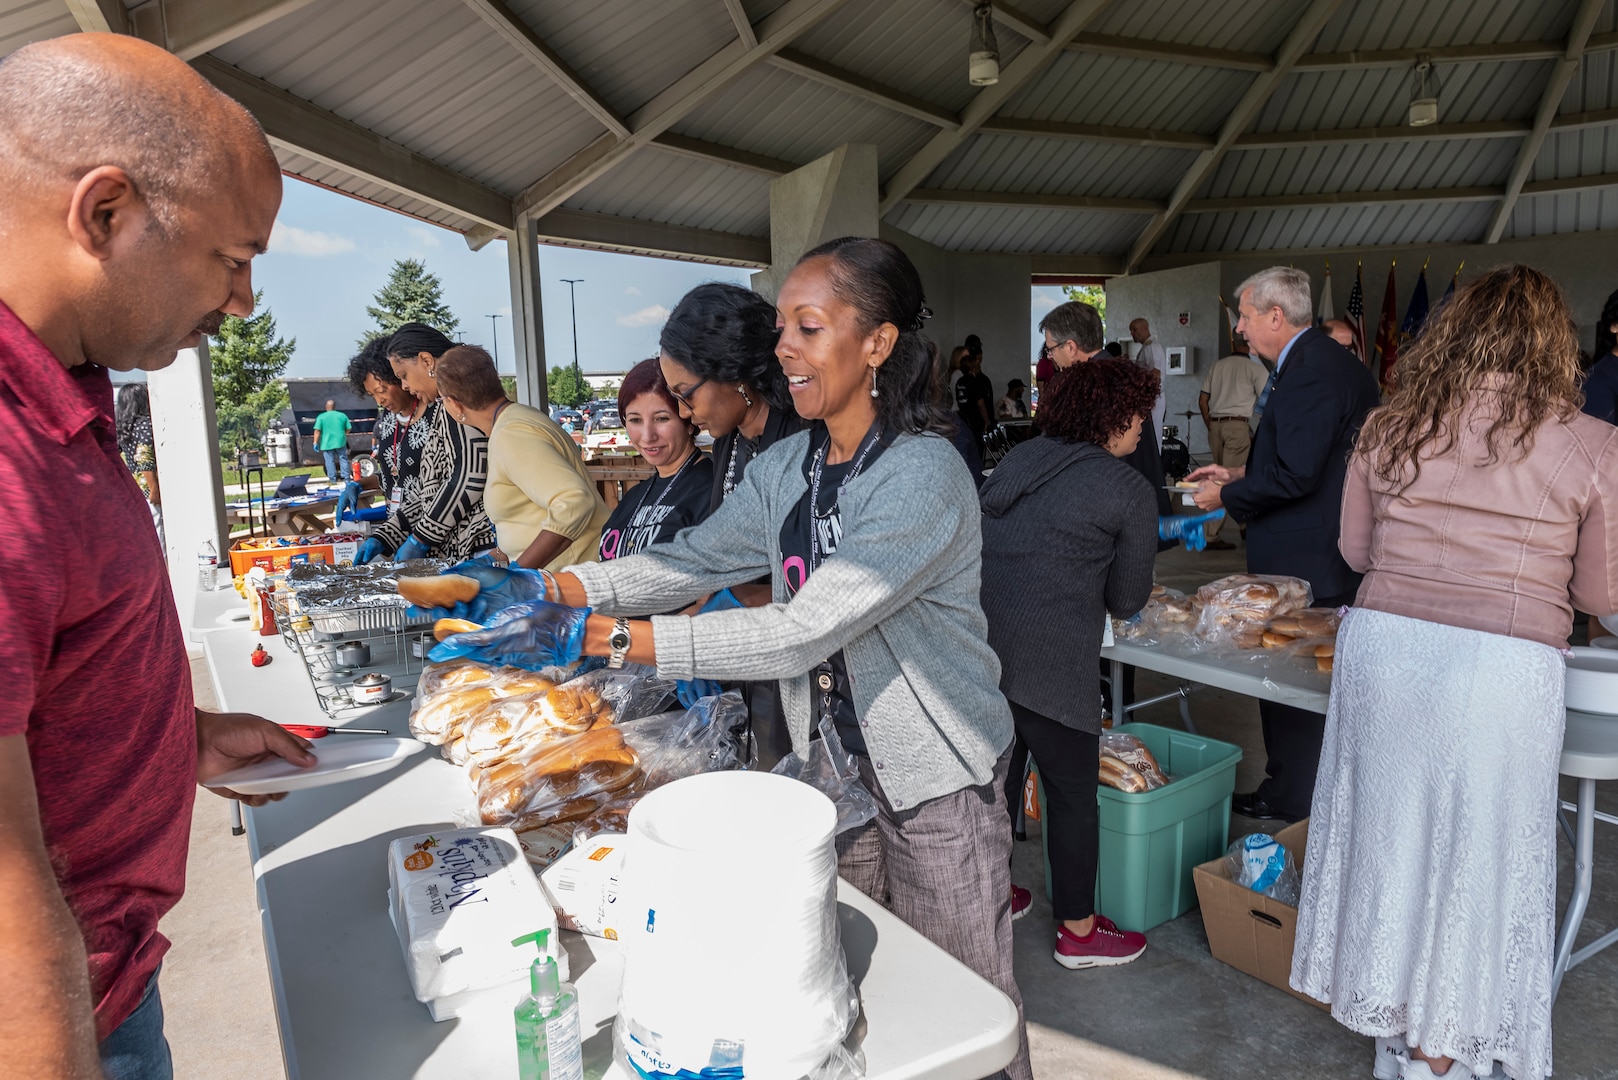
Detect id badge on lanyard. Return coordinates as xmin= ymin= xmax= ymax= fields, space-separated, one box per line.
xmin=388 ymin=485 xmax=403 ymax=511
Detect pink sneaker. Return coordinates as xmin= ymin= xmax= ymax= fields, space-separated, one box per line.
xmin=1053 ymin=915 xmax=1147 ymax=969
xmin=1011 ymin=885 xmax=1032 ymax=921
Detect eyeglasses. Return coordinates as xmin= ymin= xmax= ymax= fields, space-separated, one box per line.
xmin=668 ymin=376 xmax=708 ymax=411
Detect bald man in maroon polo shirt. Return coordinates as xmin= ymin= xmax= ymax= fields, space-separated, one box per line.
xmin=0 ymin=35 xmax=317 ymax=1079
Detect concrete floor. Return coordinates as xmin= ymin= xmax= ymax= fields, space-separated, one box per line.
xmin=160 ymin=539 xmax=1618 ymax=1079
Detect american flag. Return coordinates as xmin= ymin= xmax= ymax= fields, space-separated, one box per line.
xmin=1346 ymin=263 xmax=1367 ymax=363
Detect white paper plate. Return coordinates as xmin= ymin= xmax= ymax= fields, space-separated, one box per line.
xmin=204 ymin=737 xmax=426 ymax=795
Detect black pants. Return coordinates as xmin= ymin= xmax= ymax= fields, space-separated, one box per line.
xmin=1252 ymin=588 xmax=1357 ymax=819
xmin=1004 ymin=702 xmax=1100 ymax=922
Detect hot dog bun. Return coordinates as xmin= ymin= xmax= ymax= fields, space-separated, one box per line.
xmin=433 ymin=618 xmax=482 ymax=641
xmin=398 ymin=573 xmax=480 ymax=609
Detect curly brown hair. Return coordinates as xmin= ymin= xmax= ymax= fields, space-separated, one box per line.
xmin=1039 ymin=356 xmax=1161 ymax=446
xmin=1357 ymin=264 xmax=1583 ymax=492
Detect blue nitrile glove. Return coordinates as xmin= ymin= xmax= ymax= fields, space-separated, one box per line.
xmin=355 ymin=537 xmax=389 ymax=565
xmin=1158 ymin=510 xmax=1225 ymax=553
xmin=697 ymin=589 xmax=742 ymax=614
xmin=394 ymin=535 xmax=430 ymax=562
xmin=675 ymin=679 xmax=724 ymax=708
xmin=428 ymin=600 xmax=592 ymax=670
xmin=334 ymin=480 xmax=363 ymax=523
xmin=404 ymin=557 xmax=548 ymax=623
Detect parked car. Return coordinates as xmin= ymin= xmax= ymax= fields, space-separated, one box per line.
xmin=594 ymin=408 xmax=622 ymax=429
xmin=553 ymin=408 xmax=584 ymax=429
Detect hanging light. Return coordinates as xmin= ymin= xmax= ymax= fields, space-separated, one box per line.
xmin=969 ymin=1 xmax=1000 ymax=86
xmin=1408 ymin=56 xmax=1438 ymax=127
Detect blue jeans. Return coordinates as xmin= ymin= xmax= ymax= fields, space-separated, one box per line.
xmin=322 ymin=447 xmax=350 ymax=482
xmin=99 ymin=972 xmax=173 ymax=1080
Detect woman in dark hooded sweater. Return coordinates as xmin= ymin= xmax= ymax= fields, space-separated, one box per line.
xmin=979 ymin=355 xmax=1160 ymax=971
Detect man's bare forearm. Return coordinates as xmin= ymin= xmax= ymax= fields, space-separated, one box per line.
xmin=0 ymin=738 xmax=101 ymax=1078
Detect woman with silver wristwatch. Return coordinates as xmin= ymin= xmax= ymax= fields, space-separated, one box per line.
xmin=426 ymin=238 xmax=1032 ymax=1080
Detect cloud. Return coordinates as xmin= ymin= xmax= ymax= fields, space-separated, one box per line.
xmin=617 ymin=304 xmax=671 ymax=328
xmin=405 ymin=225 xmax=442 ymax=249
xmin=270 ymin=221 xmax=357 ymax=257
xmin=625 ymin=286 xmax=641 ymax=296
xmin=1032 ymin=288 xmax=1062 ymax=314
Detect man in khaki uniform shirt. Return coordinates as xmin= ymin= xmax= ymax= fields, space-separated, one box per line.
xmin=1198 ymin=347 xmax=1269 ymax=547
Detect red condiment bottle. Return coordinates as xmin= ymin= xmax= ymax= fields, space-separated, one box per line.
xmin=259 ymin=584 xmax=279 ymax=637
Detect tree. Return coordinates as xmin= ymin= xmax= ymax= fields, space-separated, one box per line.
xmin=362 ymin=258 xmax=459 ymax=343
xmin=211 ymin=291 xmax=293 ymax=456
xmin=1061 ymin=284 xmax=1107 ymax=335
xmin=547 ymin=365 xmax=591 ymax=408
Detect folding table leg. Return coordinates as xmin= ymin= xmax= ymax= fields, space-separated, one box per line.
xmin=1110 ymin=659 xmax=1127 ymax=728
xmin=1177 ymin=685 xmax=1198 ymax=734
xmin=1553 ymin=777 xmax=1596 ymax=1001
xmin=230 ymin=799 xmax=245 ymax=837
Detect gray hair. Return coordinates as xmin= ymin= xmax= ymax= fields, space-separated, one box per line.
xmin=1039 ymin=301 xmax=1105 ymax=353
xmin=1236 ymin=267 xmax=1313 ymax=328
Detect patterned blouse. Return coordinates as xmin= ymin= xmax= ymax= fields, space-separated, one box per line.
xmin=373 ymin=398 xmax=496 ymax=559
xmin=117 ymin=415 xmax=156 ymax=499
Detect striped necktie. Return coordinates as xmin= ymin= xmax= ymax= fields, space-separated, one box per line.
xmin=1254 ymin=369 xmax=1278 ymax=416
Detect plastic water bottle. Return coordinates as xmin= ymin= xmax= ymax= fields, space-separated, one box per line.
xmin=197 ymin=539 xmax=218 ymax=591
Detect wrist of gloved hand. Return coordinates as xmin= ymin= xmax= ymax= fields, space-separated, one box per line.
xmin=394 ymin=535 xmax=430 ymax=562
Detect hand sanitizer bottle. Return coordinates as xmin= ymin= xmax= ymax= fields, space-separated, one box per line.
xmin=512 ymin=930 xmax=582 ymax=1080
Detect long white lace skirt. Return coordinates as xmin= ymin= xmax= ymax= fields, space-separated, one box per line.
xmin=1290 ymin=607 xmax=1565 ymax=1080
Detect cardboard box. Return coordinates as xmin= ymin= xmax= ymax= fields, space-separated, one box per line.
xmin=1191 ymin=818 xmax=1327 ymax=1010
xmin=228 ymin=537 xmax=358 ymax=576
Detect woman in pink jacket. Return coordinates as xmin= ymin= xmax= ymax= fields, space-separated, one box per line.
xmin=1292 ymin=265 xmax=1618 ymax=1080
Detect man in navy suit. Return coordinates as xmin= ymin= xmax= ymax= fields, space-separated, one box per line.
xmin=1186 ymin=267 xmax=1380 ymax=821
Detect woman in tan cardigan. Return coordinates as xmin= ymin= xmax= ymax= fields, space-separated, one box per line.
xmin=1291 ymin=266 xmax=1618 ymax=1080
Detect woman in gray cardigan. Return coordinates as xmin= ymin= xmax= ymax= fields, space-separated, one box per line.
xmin=452 ymin=238 xmax=1031 ymax=1079
xmin=980 ymin=356 xmax=1161 ymax=972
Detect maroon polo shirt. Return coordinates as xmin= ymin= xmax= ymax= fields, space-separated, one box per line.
xmin=0 ymin=300 xmax=196 ymax=1040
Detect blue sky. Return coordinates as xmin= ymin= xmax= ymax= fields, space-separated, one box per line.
xmin=252 ymin=175 xmax=1059 ymax=379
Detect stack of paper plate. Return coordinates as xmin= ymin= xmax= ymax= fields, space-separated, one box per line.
xmin=1566 ymin=647 xmax=1618 ymax=714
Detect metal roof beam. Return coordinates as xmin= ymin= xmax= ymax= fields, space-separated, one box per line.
xmin=1523 ymin=170 xmax=1618 ymax=197
xmin=957 ymin=0 xmax=1054 ymax=47
xmin=978 ymin=116 xmax=1214 ymax=149
xmin=721 ymin=0 xmax=757 ymax=47
xmin=460 ymin=0 xmax=630 ymax=138
xmin=126 ymin=0 xmax=320 ymax=61
xmin=1233 ymin=118 xmax=1533 ymax=148
xmin=651 ymin=132 xmax=798 ymax=175
xmin=63 ymin=0 xmax=129 ymax=33
xmin=1553 ymin=105 xmax=1618 ymax=133
xmin=513 ymin=0 xmax=853 ymax=220
xmin=905 ymin=188 xmax=1163 ymax=213
xmin=879 ymin=0 xmax=1115 ymax=216
xmin=1184 ymin=186 xmax=1500 ymax=213
xmin=193 ymin=57 xmax=514 ymax=230
xmin=531 ymin=208 xmax=770 ymax=267
xmin=1122 ymin=0 xmax=1347 ymax=273
xmin=1486 ymin=0 xmax=1606 ymax=243
xmin=769 ymin=49 xmax=960 ymax=129
xmin=1068 ymin=33 xmax=1272 ymax=71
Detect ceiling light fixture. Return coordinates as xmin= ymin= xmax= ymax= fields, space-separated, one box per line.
xmin=1408 ymin=56 xmax=1438 ymax=127
xmin=969 ymin=1 xmax=1000 ymax=86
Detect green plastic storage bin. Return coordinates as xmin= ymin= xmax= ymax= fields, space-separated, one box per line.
xmin=1038 ymin=722 xmax=1242 ymax=933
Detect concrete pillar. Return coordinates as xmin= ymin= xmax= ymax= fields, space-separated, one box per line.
xmin=751 ymin=143 xmax=879 ymax=301
xmin=147 ymin=341 xmax=230 ymax=638
xmin=507 ymin=215 xmax=548 ymax=408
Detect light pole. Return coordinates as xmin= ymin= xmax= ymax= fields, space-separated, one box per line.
xmin=560 ymin=278 xmax=583 ymax=405
xmin=486 ymin=313 xmax=502 ymax=367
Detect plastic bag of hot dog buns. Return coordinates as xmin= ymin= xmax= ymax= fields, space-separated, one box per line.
xmin=1245 ymin=607 xmax=1341 ymax=676
xmin=1191 ymin=573 xmax=1312 ymax=651
xmin=569 ymin=691 xmax=756 ymax=846
xmin=472 ymin=724 xmax=643 ymax=831
xmin=1098 ymin=732 xmax=1170 ymax=792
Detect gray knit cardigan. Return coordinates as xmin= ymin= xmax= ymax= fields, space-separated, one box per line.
xmin=566 ymin=428 xmax=1013 ymax=811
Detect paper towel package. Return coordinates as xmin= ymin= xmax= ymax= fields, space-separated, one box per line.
xmin=540 ymin=834 xmax=627 ymax=939
xmin=386 ymin=827 xmax=563 ymax=1018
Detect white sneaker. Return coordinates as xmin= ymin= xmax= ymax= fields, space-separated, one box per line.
xmin=1374 ymin=1036 xmax=1408 ymax=1080
xmin=1399 ymin=1056 xmax=1474 ymax=1080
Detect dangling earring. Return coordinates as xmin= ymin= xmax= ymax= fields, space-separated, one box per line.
xmin=737 ymin=385 xmax=753 ymax=407
xmin=870 ymin=366 xmax=880 ymax=398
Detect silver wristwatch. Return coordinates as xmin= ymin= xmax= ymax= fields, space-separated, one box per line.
xmin=607 ymin=617 xmax=632 ymax=669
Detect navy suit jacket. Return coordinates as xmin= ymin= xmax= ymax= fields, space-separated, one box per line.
xmin=1222 ymin=327 xmax=1381 ymax=601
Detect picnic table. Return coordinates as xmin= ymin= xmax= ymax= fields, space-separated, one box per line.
xmin=225 ymin=493 xmax=339 ymax=536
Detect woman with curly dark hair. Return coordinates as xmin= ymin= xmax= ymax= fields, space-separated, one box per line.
xmin=978 ymin=355 xmax=1161 ymax=972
